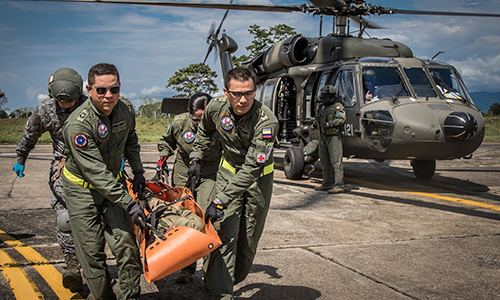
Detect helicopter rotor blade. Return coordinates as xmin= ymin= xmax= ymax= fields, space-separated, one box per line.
xmin=12 ymin=0 xmax=500 ymax=19
xmin=20 ymin=0 xmax=306 ymax=13
xmin=309 ymin=0 xmax=345 ymax=9
xmin=202 ymin=22 xmax=217 ymax=66
xmin=390 ymin=9 xmax=500 ymax=18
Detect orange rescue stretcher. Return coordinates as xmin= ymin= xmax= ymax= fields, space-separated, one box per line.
xmin=127 ymin=178 xmax=221 ymax=283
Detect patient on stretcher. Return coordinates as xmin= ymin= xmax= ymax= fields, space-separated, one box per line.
xmin=148 ymin=196 xmax=205 ymax=235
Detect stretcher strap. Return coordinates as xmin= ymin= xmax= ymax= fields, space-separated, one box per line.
xmin=219 ymin=158 xmax=274 ymax=177
xmin=63 ymin=167 xmax=122 ymax=189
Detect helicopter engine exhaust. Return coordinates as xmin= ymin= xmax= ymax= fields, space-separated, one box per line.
xmin=443 ymin=111 xmax=478 ymax=141
xmin=248 ymin=34 xmax=314 ymax=77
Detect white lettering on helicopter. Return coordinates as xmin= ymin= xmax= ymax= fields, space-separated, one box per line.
xmin=343 ymin=123 xmax=354 ymax=136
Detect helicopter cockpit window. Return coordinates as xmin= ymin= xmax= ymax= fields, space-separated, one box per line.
xmin=403 ymin=67 xmax=437 ymax=98
xmin=316 ymin=73 xmax=329 ymax=99
xmin=362 ymin=66 xmax=410 ymax=102
xmin=333 ymin=70 xmax=356 ymax=107
xmin=428 ymin=68 xmax=473 ymax=103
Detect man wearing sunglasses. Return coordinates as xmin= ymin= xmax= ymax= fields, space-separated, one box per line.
xmin=13 ymin=67 xmax=87 ymax=293
xmin=189 ymin=67 xmax=279 ymax=300
xmin=62 ymin=63 xmax=145 ymax=299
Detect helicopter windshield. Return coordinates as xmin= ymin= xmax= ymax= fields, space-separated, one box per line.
xmin=403 ymin=67 xmax=437 ymax=98
xmin=362 ymin=66 xmax=410 ymax=103
xmin=428 ymin=68 xmax=473 ymax=103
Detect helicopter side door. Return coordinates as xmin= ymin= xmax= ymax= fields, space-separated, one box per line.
xmin=331 ymin=67 xmax=359 ymax=156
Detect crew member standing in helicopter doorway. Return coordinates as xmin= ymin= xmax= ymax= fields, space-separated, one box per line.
xmin=13 ymin=68 xmax=87 ymax=293
xmin=156 ymin=92 xmax=221 ymax=283
xmin=314 ymin=85 xmax=346 ymax=194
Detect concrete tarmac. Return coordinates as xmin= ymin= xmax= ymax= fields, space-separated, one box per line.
xmin=0 ymin=142 xmax=499 ymax=299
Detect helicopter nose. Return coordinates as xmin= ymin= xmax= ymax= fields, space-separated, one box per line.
xmin=443 ymin=111 xmax=478 ymax=141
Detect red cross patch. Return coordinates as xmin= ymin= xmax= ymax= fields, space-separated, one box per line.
xmin=257 ymin=153 xmax=266 ymax=164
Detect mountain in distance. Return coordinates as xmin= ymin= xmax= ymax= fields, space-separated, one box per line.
xmin=469 ymin=91 xmax=500 ymax=113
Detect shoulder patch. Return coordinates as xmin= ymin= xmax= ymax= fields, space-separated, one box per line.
xmin=71 ymin=132 xmax=90 ymax=150
xmin=174 ymin=114 xmax=186 ymax=121
xmin=213 ymin=95 xmax=227 ymax=102
xmin=258 ymin=108 xmax=269 ymax=121
xmin=262 ymin=127 xmax=272 ymax=139
xmin=76 ymin=109 xmax=89 ymax=123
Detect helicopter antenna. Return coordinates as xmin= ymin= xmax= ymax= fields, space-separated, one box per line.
xmin=431 ymin=51 xmax=445 ymax=60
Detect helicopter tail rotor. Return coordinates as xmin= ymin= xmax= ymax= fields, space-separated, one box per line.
xmin=202 ymin=0 xmax=233 ymax=66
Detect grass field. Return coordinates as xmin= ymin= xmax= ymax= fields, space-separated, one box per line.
xmin=1 ymin=115 xmax=499 ymax=144
xmin=0 ymin=117 xmax=173 ymax=144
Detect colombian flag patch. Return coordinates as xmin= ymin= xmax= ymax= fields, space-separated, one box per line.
xmin=262 ymin=127 xmax=272 ymax=139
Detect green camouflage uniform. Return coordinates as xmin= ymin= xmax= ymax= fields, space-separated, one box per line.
xmin=190 ymin=96 xmax=278 ymax=300
xmin=62 ymin=98 xmax=142 ymax=300
xmin=314 ymin=102 xmax=346 ymax=189
xmin=15 ymin=96 xmax=86 ymax=258
xmin=157 ymin=111 xmax=221 ymax=275
xmin=149 ymin=197 xmax=205 ymax=234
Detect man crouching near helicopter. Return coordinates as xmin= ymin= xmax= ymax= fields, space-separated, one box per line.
xmin=313 ymin=85 xmax=346 ymax=194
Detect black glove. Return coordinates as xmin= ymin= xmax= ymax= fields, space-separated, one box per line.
xmin=127 ymin=200 xmax=147 ymax=229
xmin=156 ymin=156 xmax=168 ymax=172
xmin=205 ymin=198 xmax=224 ymax=224
xmin=132 ymin=170 xmax=146 ymax=195
xmin=188 ymin=158 xmax=201 ymax=182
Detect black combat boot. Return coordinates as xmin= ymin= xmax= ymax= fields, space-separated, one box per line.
xmin=62 ymin=254 xmax=84 ymax=293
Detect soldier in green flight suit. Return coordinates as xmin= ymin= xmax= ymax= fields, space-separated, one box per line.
xmin=156 ymin=92 xmax=221 ymax=283
xmin=188 ymin=67 xmax=279 ymax=300
xmin=314 ymin=85 xmax=347 ymax=194
xmin=62 ymin=63 xmax=146 ymax=300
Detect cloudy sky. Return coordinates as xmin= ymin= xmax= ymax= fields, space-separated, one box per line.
xmin=1 ymin=0 xmax=499 ymax=112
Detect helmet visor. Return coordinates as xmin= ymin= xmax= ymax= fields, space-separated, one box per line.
xmin=50 ymin=81 xmax=80 ymax=102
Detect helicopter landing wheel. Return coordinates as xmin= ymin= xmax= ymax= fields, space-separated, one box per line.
xmin=284 ymin=146 xmax=304 ymax=180
xmin=411 ymin=159 xmax=436 ymax=180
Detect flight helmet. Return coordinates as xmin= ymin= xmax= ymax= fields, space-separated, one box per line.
xmin=48 ymin=68 xmax=83 ymax=102
xmin=319 ymin=85 xmax=338 ymax=105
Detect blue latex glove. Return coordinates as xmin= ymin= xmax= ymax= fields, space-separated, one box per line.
xmin=12 ymin=163 xmax=25 ymax=178
xmin=121 ymin=156 xmax=125 ymax=171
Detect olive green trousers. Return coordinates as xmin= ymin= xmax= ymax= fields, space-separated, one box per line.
xmin=204 ymin=167 xmax=273 ymax=300
xmin=318 ymin=133 xmax=344 ymax=189
xmin=62 ymin=175 xmax=141 ymax=300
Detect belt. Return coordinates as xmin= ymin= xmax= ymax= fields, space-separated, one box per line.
xmin=219 ymin=158 xmax=273 ymax=177
xmin=63 ymin=167 xmax=122 ymax=189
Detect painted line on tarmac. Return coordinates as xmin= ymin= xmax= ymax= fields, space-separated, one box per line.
xmin=346 ymin=177 xmax=500 ymax=212
xmin=0 ymin=229 xmax=83 ymax=299
xmin=275 ymin=163 xmax=500 ymax=212
xmin=0 ymin=249 xmax=43 ymax=299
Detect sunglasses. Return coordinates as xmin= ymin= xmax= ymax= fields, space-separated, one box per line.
xmin=227 ymin=89 xmax=256 ymax=100
xmin=92 ymin=85 xmax=120 ymax=95
xmin=190 ymin=115 xmax=201 ymax=123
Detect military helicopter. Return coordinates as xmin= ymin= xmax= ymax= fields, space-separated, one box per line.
xmin=19 ymin=0 xmax=500 ymax=179
xmin=154 ymin=0 xmax=497 ymax=180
